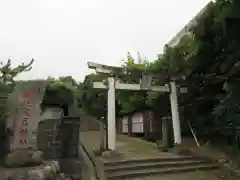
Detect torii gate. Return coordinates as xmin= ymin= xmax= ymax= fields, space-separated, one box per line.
xmin=88 ymin=62 xmax=187 ymax=151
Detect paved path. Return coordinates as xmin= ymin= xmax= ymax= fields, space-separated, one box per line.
xmin=114 ymin=135 xmax=180 ymax=160
xmin=79 ymin=132 xmax=178 ymax=160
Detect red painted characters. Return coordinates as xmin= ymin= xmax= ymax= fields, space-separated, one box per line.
xmin=19 ymin=91 xmax=33 ymax=143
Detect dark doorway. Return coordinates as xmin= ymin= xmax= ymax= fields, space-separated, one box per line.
xmin=61 ymin=104 xmax=69 ymax=116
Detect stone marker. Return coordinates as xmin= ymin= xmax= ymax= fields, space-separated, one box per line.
xmin=7 ymin=80 xmax=46 ymax=150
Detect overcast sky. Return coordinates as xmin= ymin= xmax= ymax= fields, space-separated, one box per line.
xmin=0 ymin=0 xmax=210 ymax=82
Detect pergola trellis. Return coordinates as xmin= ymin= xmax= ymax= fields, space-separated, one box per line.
xmin=88 ymin=61 xmax=187 ymax=150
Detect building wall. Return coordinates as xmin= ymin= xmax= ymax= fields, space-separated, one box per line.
xmin=118 ymin=111 xmax=164 ymax=141
xmin=122 ymin=116 xmax=128 ymax=133
xmin=132 ymin=112 xmax=144 ymax=133
xmin=119 ymin=111 xmax=154 ymax=134
xmin=168 ymin=1 xmax=213 ymax=47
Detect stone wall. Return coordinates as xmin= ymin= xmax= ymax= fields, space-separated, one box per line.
xmin=79 ymin=113 xmax=102 ymax=132
xmin=40 ymin=107 xmax=63 ymax=121
xmin=79 ymin=113 xmax=106 ymax=155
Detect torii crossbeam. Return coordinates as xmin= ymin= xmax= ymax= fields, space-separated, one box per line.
xmin=88 ymin=61 xmax=187 ymax=150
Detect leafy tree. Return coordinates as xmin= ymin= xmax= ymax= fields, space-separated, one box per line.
xmin=163 ymin=0 xmax=240 ymax=148
xmin=79 ymin=73 xmax=107 ymax=119
xmin=42 ymin=76 xmax=79 ymax=111
xmin=0 ymin=59 xmax=33 ymax=86
xmin=79 ymin=0 xmax=240 ymax=150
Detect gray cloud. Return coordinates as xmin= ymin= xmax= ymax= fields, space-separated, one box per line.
xmin=0 ymin=0 xmax=210 ymax=82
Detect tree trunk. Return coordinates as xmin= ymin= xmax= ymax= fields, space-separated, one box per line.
xmin=0 ymin=121 xmax=10 ymax=165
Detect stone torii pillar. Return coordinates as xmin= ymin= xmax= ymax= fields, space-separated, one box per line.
xmin=170 ymin=81 xmax=181 ymax=144
xmin=107 ymin=76 xmax=116 ymax=150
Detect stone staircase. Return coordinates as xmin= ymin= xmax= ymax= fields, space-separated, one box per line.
xmin=59 ymin=159 xmax=82 ymax=179
xmin=103 ymin=156 xmax=220 ymax=179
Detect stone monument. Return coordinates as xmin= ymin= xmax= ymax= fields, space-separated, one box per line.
xmin=7 ymin=80 xmax=46 ymax=150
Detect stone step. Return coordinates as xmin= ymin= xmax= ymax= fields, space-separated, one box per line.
xmin=104 ymin=155 xmax=208 ymax=166
xmin=107 ymin=164 xmax=220 ymax=179
xmin=105 ymin=159 xmax=210 ymax=173
xmin=59 ymin=159 xmax=82 ymax=173
xmin=59 ymin=159 xmax=82 ymax=179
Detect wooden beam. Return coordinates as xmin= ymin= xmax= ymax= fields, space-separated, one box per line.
xmin=93 ymin=82 xmax=187 ymax=93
